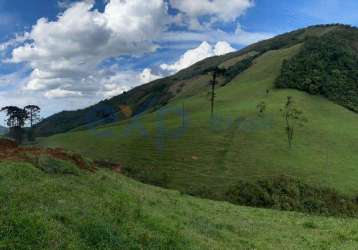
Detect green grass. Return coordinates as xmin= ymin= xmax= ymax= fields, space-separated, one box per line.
xmin=2 ymin=161 xmax=358 ymax=249
xmin=40 ymin=43 xmax=358 ymax=198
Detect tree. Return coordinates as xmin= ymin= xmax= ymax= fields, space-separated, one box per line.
xmin=281 ymin=96 xmax=307 ymax=148
xmin=209 ymin=67 xmax=226 ymax=118
xmin=1 ymin=106 xmax=28 ymax=144
xmin=257 ymin=101 xmax=266 ymax=117
xmin=24 ymin=105 xmax=40 ymax=127
xmin=24 ymin=105 xmax=41 ymax=141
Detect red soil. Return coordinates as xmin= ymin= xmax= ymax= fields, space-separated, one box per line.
xmin=0 ymin=139 xmax=122 ymax=173
xmin=0 ymin=138 xmax=95 ymax=171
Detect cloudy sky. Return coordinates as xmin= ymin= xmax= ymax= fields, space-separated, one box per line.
xmin=0 ymin=0 xmax=358 ymax=121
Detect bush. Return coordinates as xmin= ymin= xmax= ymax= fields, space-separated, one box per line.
xmin=225 ymin=176 xmax=358 ymax=217
xmin=35 ymin=155 xmax=80 ymax=175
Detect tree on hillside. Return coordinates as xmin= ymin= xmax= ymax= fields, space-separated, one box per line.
xmin=1 ymin=106 xmax=28 ymax=144
xmin=257 ymin=101 xmax=267 ymax=118
xmin=24 ymin=105 xmax=41 ymax=127
xmin=209 ymin=67 xmax=226 ymax=118
xmin=24 ymin=105 xmax=41 ymax=141
xmin=281 ymin=96 xmax=307 ymax=149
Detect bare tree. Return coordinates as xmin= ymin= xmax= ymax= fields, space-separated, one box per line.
xmin=281 ymin=96 xmax=307 ymax=148
xmin=209 ymin=67 xmax=226 ymax=118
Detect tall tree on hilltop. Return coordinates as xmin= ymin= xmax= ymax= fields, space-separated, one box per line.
xmin=24 ymin=105 xmax=40 ymax=127
xmin=24 ymin=105 xmax=41 ymax=142
xmin=1 ymin=106 xmax=28 ymax=144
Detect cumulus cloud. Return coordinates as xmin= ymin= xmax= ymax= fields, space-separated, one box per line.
xmin=162 ymin=26 xmax=273 ymax=46
xmin=234 ymin=25 xmax=273 ymax=45
xmin=44 ymin=89 xmax=83 ymax=98
xmin=170 ymin=0 xmax=253 ymax=29
xmin=1 ymin=0 xmax=273 ymax=119
xmin=7 ymin=0 xmax=169 ymax=98
xmin=100 ymin=68 xmax=162 ymax=99
xmin=161 ymin=41 xmax=235 ymax=73
xmin=214 ymin=41 xmax=236 ymax=56
xmin=139 ymin=68 xmax=162 ymax=83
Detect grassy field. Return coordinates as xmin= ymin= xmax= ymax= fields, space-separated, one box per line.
xmin=40 ymin=43 xmax=358 ymax=197
xmin=2 ymin=160 xmax=358 ymax=249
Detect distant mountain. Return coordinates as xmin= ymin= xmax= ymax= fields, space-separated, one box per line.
xmin=36 ymin=24 xmax=358 ymax=137
xmin=0 ymin=126 xmax=8 ymax=135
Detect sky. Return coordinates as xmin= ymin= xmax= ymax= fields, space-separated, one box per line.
xmin=0 ymin=0 xmax=357 ymax=124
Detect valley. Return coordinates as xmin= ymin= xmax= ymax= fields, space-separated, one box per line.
xmin=1 ymin=22 xmax=358 ymax=249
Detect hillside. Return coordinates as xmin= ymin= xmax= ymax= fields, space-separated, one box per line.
xmin=40 ymin=24 xmax=358 ymax=208
xmin=35 ymin=24 xmax=356 ymax=137
xmin=276 ymin=26 xmax=358 ymax=111
xmin=1 ymin=150 xmax=358 ymax=249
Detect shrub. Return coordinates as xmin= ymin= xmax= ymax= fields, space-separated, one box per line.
xmin=225 ymin=176 xmax=358 ymax=217
xmin=35 ymin=155 xmax=80 ymax=175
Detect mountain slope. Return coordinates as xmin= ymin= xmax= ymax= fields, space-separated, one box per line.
xmin=2 ymin=160 xmax=358 ymax=249
xmin=41 ymin=24 xmax=358 ymax=207
xmin=0 ymin=125 xmax=8 ymax=135
xmin=276 ymin=26 xmax=358 ymax=111
xmin=36 ymin=24 xmax=355 ymax=137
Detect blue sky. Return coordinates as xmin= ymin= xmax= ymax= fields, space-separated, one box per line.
xmin=0 ymin=0 xmax=357 ymax=124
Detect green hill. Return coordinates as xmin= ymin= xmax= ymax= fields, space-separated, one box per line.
xmin=40 ymin=23 xmax=358 ymax=207
xmin=276 ymin=26 xmax=358 ymax=111
xmin=2 ymin=160 xmax=358 ymax=249
xmin=36 ymin=24 xmax=356 ymax=137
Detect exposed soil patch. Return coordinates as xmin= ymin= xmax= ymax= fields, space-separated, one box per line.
xmin=0 ymin=139 xmax=123 ymax=174
xmin=0 ymin=139 xmax=17 ymax=150
xmin=0 ymin=139 xmax=96 ymax=171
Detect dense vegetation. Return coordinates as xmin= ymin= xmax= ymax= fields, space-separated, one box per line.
xmin=225 ymin=176 xmax=358 ymax=217
xmin=276 ymin=27 xmax=358 ymax=111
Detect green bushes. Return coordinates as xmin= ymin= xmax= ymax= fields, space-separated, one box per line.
xmin=225 ymin=176 xmax=358 ymax=217
xmin=35 ymin=155 xmax=80 ymax=175
xmin=276 ymin=27 xmax=358 ymax=111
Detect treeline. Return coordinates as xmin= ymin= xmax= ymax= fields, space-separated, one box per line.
xmin=1 ymin=105 xmax=41 ymax=144
xmin=276 ymin=28 xmax=358 ymax=111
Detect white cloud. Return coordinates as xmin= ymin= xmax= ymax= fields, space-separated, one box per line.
xmin=161 ymin=41 xmax=213 ymax=72
xmin=170 ymin=0 xmax=253 ymax=29
xmin=7 ymin=0 xmax=169 ymax=98
xmin=214 ymin=41 xmax=236 ymax=56
xmin=100 ymin=68 xmax=162 ymax=99
xmin=0 ymin=33 xmax=30 ymax=52
xmin=162 ymin=26 xmax=273 ymax=46
xmin=234 ymin=25 xmax=273 ymax=45
xmin=0 ymin=0 xmax=274 ymax=120
xmin=139 ymin=68 xmax=162 ymax=83
xmin=44 ymin=89 xmax=83 ymax=98
xmin=161 ymin=41 xmax=236 ymax=73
